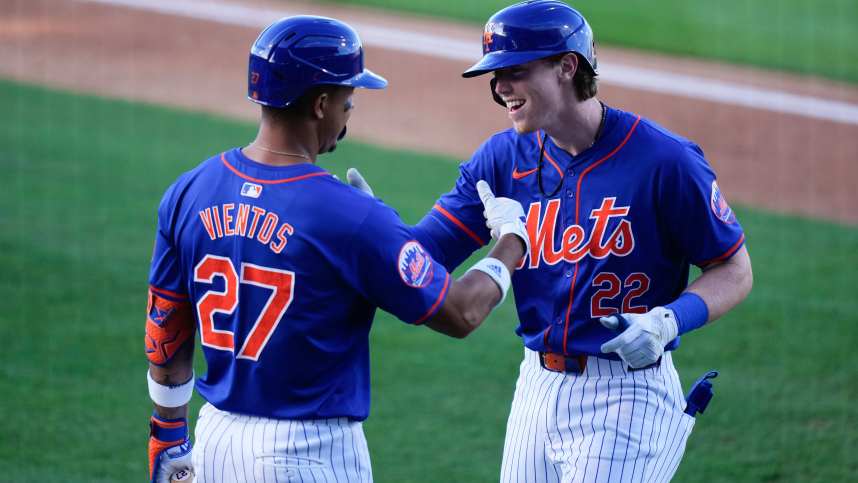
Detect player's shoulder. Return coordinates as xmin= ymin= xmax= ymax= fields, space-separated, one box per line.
xmin=636 ymin=113 xmax=702 ymax=153
xmin=616 ymin=109 xmax=707 ymax=168
xmin=464 ymin=127 xmax=537 ymax=174
xmin=307 ymin=171 xmax=403 ymax=229
xmin=157 ymin=151 xmax=225 ymax=211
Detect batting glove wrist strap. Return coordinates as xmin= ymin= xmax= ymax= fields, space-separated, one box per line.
xmin=148 ymin=370 xmax=194 ymax=408
xmin=149 ymin=412 xmax=193 ymax=483
xmin=150 ymin=412 xmax=188 ymax=442
xmin=467 ymin=257 xmax=511 ymax=307
xmin=498 ymin=219 xmax=530 ymax=256
xmin=666 ymin=292 xmax=709 ymax=335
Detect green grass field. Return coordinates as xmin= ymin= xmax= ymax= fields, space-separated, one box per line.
xmin=2 ymin=80 xmax=857 ymax=482
xmin=321 ymin=0 xmax=858 ymax=84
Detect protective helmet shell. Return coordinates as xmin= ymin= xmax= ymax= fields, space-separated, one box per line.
xmin=248 ymin=15 xmax=387 ymax=108
xmin=463 ymin=1 xmax=597 ymax=78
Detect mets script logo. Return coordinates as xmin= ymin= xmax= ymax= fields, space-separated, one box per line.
xmin=398 ymin=241 xmax=434 ymax=288
xmin=522 ymin=197 xmax=635 ymax=269
xmin=710 ymin=181 xmax=736 ymax=224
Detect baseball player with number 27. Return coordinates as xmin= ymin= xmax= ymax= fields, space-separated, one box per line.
xmin=350 ymin=1 xmax=753 ymax=481
xmin=144 ymin=16 xmax=529 ymax=483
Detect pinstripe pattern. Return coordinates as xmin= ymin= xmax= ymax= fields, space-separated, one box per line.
xmin=193 ymin=403 xmax=373 ymax=482
xmin=501 ymin=349 xmax=695 ymax=482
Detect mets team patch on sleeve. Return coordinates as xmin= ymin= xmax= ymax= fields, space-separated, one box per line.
xmin=398 ymin=240 xmax=434 ymax=288
xmin=710 ymin=180 xmax=736 ymax=224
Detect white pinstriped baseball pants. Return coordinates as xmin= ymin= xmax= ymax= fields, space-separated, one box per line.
xmin=500 ymin=349 xmax=695 ymax=483
xmin=192 ymin=403 xmax=373 ymax=482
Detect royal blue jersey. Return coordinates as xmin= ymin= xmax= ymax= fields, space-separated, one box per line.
xmin=149 ymin=148 xmax=450 ymax=421
xmin=415 ymin=106 xmax=744 ymax=357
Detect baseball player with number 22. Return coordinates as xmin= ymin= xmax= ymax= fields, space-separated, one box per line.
xmin=350 ymin=1 xmax=754 ymax=481
xmin=144 ymin=15 xmax=530 ymax=483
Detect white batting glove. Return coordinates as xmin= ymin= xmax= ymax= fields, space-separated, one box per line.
xmin=475 ymin=180 xmax=530 ymax=253
xmin=153 ymin=444 xmax=193 ymax=483
xmin=599 ymin=307 xmax=679 ymax=369
xmin=346 ymin=167 xmax=374 ymax=196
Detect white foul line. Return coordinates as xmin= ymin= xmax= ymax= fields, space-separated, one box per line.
xmin=79 ymin=0 xmax=858 ymax=126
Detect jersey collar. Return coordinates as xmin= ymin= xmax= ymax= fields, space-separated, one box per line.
xmin=222 ymin=148 xmax=331 ymax=185
xmin=541 ymin=105 xmax=625 ymax=170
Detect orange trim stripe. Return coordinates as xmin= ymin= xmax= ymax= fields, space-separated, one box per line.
xmin=433 ymin=204 xmax=487 ymax=246
xmin=151 ymin=419 xmax=188 ymax=429
xmin=221 ymin=153 xmax=329 ymax=185
xmin=562 ymin=116 xmax=641 ymax=355
xmin=537 ymin=131 xmax=564 ymax=178
xmin=699 ymin=234 xmax=745 ymax=267
xmin=415 ymin=272 xmax=451 ymax=325
xmin=543 ymin=325 xmax=553 ymax=352
xmin=149 ymin=285 xmax=188 ymax=300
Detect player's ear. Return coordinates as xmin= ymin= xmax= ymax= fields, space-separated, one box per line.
xmin=557 ymin=53 xmax=578 ymax=83
xmin=312 ymin=91 xmax=329 ymax=120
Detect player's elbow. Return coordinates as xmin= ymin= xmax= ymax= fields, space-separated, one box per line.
xmin=735 ymin=247 xmax=754 ymax=301
xmin=426 ymin=300 xmax=485 ymax=339
xmin=441 ymin=310 xmax=481 ymax=339
xmin=455 ymin=310 xmax=484 ymax=338
xmin=739 ymin=262 xmax=753 ymax=300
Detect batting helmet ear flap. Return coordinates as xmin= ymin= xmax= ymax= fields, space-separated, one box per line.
xmin=489 ymin=77 xmax=506 ymax=108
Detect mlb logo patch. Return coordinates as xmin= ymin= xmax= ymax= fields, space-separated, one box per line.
xmin=710 ymin=180 xmax=736 ymax=224
xmin=241 ymin=182 xmax=263 ymax=198
xmin=397 ymin=241 xmax=434 ymax=288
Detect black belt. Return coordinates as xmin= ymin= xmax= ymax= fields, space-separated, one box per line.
xmin=539 ymin=352 xmax=661 ymax=374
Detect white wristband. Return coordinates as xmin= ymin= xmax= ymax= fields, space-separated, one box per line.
xmin=467 ymin=257 xmax=511 ymax=307
xmin=148 ymin=370 xmax=195 ymax=408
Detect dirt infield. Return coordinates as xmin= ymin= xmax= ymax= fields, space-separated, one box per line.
xmin=2 ymin=0 xmax=857 ymax=223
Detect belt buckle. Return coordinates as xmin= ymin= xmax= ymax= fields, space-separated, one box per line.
xmin=539 ymin=352 xmax=587 ymax=374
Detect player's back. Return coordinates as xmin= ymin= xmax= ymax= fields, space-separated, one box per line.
xmin=151 ymin=148 xmax=395 ymax=421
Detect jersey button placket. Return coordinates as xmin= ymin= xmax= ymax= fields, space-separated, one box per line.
xmin=560 ymin=163 xmax=578 ymax=349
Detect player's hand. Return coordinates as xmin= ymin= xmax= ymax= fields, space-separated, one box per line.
xmin=149 ymin=413 xmax=194 ymax=483
xmin=346 ymin=167 xmax=374 ymax=196
xmin=475 ymin=180 xmax=530 ymax=254
xmin=599 ymin=307 xmax=679 ymax=369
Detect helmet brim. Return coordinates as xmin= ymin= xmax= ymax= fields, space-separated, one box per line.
xmin=344 ymin=69 xmax=388 ymax=89
xmin=462 ymin=50 xmax=558 ymax=78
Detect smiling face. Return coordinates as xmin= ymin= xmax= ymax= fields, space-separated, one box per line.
xmin=492 ymin=56 xmax=576 ymax=134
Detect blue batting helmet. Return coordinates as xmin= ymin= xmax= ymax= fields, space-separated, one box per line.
xmin=463 ymin=0 xmax=597 ymax=78
xmin=248 ymin=16 xmax=387 ymax=108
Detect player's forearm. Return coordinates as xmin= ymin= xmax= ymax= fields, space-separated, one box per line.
xmin=150 ymin=363 xmax=191 ymax=420
xmin=488 ymin=232 xmax=528 ymax=270
xmin=428 ymin=272 xmax=499 ymax=338
xmin=149 ymin=342 xmax=194 ymax=419
xmin=427 ymin=234 xmax=524 ymax=337
xmin=686 ymin=246 xmax=753 ymax=322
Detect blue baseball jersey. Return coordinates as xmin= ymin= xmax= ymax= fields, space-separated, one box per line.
xmin=149 ymin=148 xmax=450 ymax=421
xmin=415 ymin=106 xmax=744 ymax=357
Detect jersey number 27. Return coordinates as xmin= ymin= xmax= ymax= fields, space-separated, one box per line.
xmin=194 ymin=254 xmax=295 ymax=361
